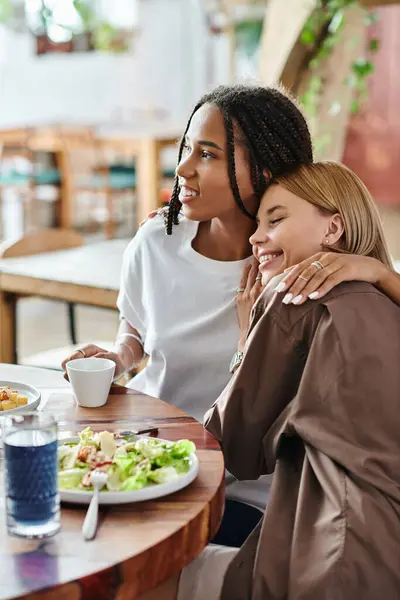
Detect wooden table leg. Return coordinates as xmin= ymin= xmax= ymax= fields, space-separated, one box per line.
xmin=0 ymin=290 xmax=17 ymax=364
xmin=136 ymin=138 xmax=161 ymax=226
xmin=55 ymin=149 xmax=74 ymax=230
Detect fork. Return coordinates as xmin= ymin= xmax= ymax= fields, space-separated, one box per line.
xmin=116 ymin=427 xmax=158 ymax=440
xmin=82 ymin=470 xmax=108 ymax=541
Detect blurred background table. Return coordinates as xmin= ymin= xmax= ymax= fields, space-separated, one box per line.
xmin=0 ymin=240 xmax=126 ymax=364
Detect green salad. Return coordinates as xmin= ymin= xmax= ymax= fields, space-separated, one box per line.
xmin=58 ymin=427 xmax=196 ymax=492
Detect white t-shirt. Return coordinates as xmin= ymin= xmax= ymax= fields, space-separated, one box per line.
xmin=117 ymin=214 xmax=271 ymax=509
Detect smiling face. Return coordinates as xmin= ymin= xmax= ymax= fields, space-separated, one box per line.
xmin=250 ymin=184 xmax=342 ymax=285
xmin=176 ymin=103 xmax=258 ymax=222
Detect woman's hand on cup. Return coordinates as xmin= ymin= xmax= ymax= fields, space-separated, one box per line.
xmin=61 ymin=344 xmax=125 ymax=380
xmin=236 ymin=258 xmax=263 ymax=350
xmin=274 ymin=252 xmax=388 ymax=305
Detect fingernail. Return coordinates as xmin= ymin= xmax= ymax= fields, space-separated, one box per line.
xmin=308 ymin=292 xmax=318 ymax=299
xmin=274 ymin=282 xmax=286 ymax=293
xmin=282 ymin=293 xmax=293 ymax=305
xmin=292 ymin=295 xmax=303 ymax=305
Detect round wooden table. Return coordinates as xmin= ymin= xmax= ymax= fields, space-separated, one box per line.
xmin=0 ymin=365 xmax=225 ymax=600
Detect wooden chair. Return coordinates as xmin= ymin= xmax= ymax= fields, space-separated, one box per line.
xmin=0 ymin=228 xmax=111 ymax=369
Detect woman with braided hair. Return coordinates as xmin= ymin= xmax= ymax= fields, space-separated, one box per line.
xmin=62 ymin=83 xmax=400 ymax=547
xmin=163 ymin=84 xmax=313 ymax=235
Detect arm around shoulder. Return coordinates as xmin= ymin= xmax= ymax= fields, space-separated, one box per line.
xmin=376 ymin=265 xmax=400 ymax=306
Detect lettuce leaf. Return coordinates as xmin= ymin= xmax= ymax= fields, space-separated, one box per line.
xmin=120 ymin=468 xmax=149 ymax=490
xmin=148 ymin=466 xmax=179 ymax=484
xmin=59 ymin=467 xmax=89 ymax=489
xmin=170 ymin=440 xmax=196 ymax=458
xmin=58 ymin=444 xmax=80 ymax=469
xmin=78 ymin=426 xmax=98 ymax=447
xmin=134 ymin=438 xmax=166 ymax=459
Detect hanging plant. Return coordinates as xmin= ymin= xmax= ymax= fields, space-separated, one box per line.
xmin=0 ymin=0 xmax=132 ymax=54
xmin=299 ymin=0 xmax=380 ymax=119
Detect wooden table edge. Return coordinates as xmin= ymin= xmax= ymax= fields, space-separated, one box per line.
xmin=0 ymin=273 xmax=118 ymax=308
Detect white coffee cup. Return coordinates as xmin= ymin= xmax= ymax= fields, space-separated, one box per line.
xmin=66 ymin=357 xmax=115 ymax=408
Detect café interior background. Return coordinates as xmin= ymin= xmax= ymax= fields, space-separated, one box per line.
xmin=0 ymin=0 xmax=399 ymax=362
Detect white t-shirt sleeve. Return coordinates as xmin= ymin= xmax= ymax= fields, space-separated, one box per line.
xmin=117 ymin=227 xmax=147 ymax=340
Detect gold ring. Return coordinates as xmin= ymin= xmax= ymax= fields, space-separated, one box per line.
xmin=298 ymin=275 xmax=309 ymax=282
xmin=77 ymin=348 xmax=86 ymax=358
xmin=311 ymin=261 xmax=324 ymax=271
xmin=255 ymin=276 xmax=262 ymax=281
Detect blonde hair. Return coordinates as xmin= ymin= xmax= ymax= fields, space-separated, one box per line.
xmin=274 ymin=161 xmax=393 ymax=268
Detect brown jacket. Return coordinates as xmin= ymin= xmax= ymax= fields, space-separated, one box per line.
xmin=204 ymin=280 xmax=400 ymax=600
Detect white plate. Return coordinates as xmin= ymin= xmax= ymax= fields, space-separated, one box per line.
xmin=59 ymin=436 xmax=199 ymax=505
xmin=0 ymin=380 xmax=41 ymax=416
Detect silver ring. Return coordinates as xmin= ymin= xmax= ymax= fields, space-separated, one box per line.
xmin=311 ymin=261 xmax=324 ymax=271
xmin=77 ymin=348 xmax=86 ymax=358
xmin=298 ymin=275 xmax=309 ymax=282
xmin=236 ymin=287 xmax=245 ymax=293
xmin=255 ymin=275 xmax=262 ymax=281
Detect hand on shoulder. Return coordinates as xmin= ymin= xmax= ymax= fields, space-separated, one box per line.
xmin=139 ymin=207 xmax=168 ymax=228
xmin=273 ymin=252 xmax=389 ymax=306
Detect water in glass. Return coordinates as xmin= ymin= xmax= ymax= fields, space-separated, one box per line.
xmin=3 ymin=412 xmax=60 ymax=538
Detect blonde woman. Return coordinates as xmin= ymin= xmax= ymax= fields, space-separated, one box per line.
xmin=142 ymin=162 xmax=400 ymax=599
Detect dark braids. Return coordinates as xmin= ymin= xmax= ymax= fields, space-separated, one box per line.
xmin=165 ymin=83 xmax=313 ymax=235
xmin=223 ymin=110 xmax=254 ymax=220
xmin=164 ymin=101 xmax=202 ymax=232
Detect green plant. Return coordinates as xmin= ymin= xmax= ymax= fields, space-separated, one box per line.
xmin=0 ymin=0 xmax=12 ymax=24
xmin=92 ymin=22 xmax=129 ymax=53
xmin=73 ymin=0 xmax=129 ymax=52
xmin=299 ymin=0 xmax=380 ymax=119
xmin=0 ymin=0 xmax=129 ymax=53
xmin=234 ymin=18 xmax=264 ymax=57
xmin=72 ymin=0 xmax=96 ymax=30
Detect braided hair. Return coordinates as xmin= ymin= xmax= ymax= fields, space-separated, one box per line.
xmin=165 ymin=83 xmax=313 ymax=234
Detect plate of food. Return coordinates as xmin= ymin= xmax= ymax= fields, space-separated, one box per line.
xmin=58 ymin=427 xmax=199 ymax=504
xmin=0 ymin=381 xmax=41 ymax=416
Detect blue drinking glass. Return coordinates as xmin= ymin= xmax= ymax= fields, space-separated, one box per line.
xmin=3 ymin=412 xmax=60 ymax=538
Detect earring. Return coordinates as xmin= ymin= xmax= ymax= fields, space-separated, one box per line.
xmin=324 ymin=237 xmax=329 ymax=245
